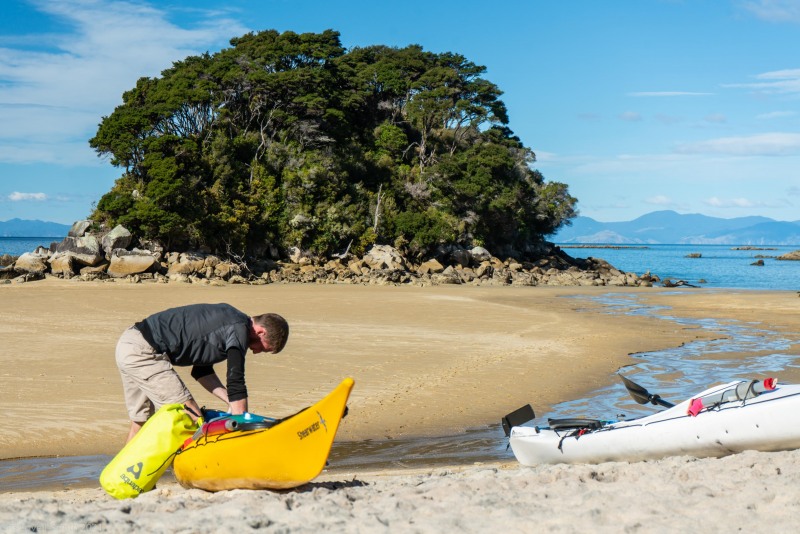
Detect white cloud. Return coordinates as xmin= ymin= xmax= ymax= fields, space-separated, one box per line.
xmin=532 ymin=150 xmax=557 ymax=163
xmin=645 ymin=195 xmax=673 ymax=206
xmin=9 ymin=192 xmax=47 ymax=201
xmin=704 ymin=197 xmax=756 ymax=208
xmin=675 ymin=133 xmax=800 ymax=156
xmin=627 ymin=92 xmax=713 ymax=97
xmin=655 ymin=113 xmax=683 ymax=125
xmin=739 ymin=0 xmax=800 ymax=23
xmin=0 ymin=0 xmax=248 ymax=164
xmin=704 ymin=113 xmax=727 ymax=124
xmin=725 ymin=69 xmax=800 ymax=95
xmin=704 ymin=196 xmax=794 ymax=212
xmin=757 ymin=111 xmax=796 ymax=120
xmin=618 ymin=111 xmax=642 ymax=122
xmin=756 ymin=68 xmax=800 ymax=79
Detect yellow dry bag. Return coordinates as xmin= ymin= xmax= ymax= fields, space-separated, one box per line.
xmin=100 ymin=404 xmax=198 ymax=499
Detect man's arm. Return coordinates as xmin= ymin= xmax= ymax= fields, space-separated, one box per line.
xmin=194 ymin=371 xmax=229 ymax=403
xmin=226 ymin=347 xmax=248 ymax=414
xmin=194 ymin=371 xmax=249 ymax=413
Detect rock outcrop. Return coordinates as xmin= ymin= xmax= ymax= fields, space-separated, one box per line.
xmin=2 ymin=219 xmax=663 ymax=287
xmin=777 ymin=250 xmax=800 ymax=261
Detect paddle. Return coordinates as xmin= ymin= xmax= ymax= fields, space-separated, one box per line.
xmin=501 ymin=404 xmax=535 ymax=437
xmin=619 ymin=374 xmax=675 ymax=409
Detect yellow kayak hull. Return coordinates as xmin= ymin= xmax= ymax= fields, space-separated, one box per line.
xmin=173 ymin=377 xmax=354 ymax=491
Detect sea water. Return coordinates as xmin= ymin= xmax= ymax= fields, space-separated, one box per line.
xmin=560 ymin=243 xmax=799 ymax=290
xmin=0 ymin=236 xmax=60 ymax=256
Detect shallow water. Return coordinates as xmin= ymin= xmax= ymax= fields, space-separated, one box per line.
xmin=0 ymin=427 xmax=510 ymax=493
xmin=3 ymin=291 xmax=798 ymax=493
xmin=546 ymin=293 xmax=799 ymax=424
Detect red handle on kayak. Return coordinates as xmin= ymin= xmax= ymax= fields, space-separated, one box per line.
xmin=202 ymin=418 xmax=238 ymax=437
xmin=687 ymin=398 xmax=704 ymax=417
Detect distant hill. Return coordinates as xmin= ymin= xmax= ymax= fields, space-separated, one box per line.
xmin=551 ymin=210 xmax=800 ymax=245
xmin=0 ymin=218 xmax=71 ymax=238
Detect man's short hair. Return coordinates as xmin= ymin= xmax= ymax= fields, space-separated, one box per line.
xmin=252 ymin=313 xmax=289 ymax=353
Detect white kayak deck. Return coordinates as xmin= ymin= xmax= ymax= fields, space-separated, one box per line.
xmin=510 ymin=381 xmax=800 ymax=465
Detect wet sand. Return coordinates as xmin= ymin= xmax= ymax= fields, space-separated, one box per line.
xmin=0 ymin=279 xmax=724 ymax=460
xmin=2 ymin=280 xmax=800 ymax=531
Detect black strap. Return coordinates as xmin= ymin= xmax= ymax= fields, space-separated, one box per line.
xmin=548 ymin=418 xmax=604 ymax=430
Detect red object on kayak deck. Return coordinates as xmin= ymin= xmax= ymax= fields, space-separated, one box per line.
xmin=763 ymin=378 xmax=777 ymax=390
xmin=687 ymin=398 xmax=704 ymax=417
xmin=202 ymin=418 xmax=238 ymax=437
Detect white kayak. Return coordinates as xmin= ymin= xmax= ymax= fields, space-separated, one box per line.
xmin=507 ymin=377 xmax=800 ymax=465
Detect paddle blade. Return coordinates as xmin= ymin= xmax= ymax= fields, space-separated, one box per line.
xmin=619 ymin=374 xmax=653 ymax=405
xmin=619 ymin=374 xmax=675 ymax=408
xmin=502 ymin=404 xmax=535 ymax=437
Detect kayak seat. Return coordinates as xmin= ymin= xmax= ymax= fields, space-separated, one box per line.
xmin=548 ymin=418 xmax=604 ymax=431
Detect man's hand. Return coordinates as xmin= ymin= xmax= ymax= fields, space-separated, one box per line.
xmin=229 ymin=398 xmax=248 ymax=415
xmin=183 ymin=398 xmax=203 ymax=422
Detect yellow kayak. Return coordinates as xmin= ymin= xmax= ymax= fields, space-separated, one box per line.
xmin=173 ymin=377 xmax=354 ymax=491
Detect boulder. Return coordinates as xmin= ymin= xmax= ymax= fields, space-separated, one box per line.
xmin=203 ymin=255 xmax=221 ymax=270
xmin=101 ymin=225 xmax=132 ymax=256
xmin=108 ymin=252 xmax=157 ymax=278
xmin=475 ymin=262 xmax=493 ymax=278
xmin=287 ymin=247 xmax=312 ymax=264
xmin=214 ymin=262 xmax=242 ymax=280
xmin=417 ymin=258 xmax=444 ymax=275
xmin=13 ymin=252 xmax=48 ymax=275
xmin=55 ymin=235 xmax=104 ymax=266
xmin=0 ymin=265 xmax=18 ymax=280
xmin=449 ymin=249 xmax=471 ymax=268
xmin=168 ymin=253 xmax=207 ymax=276
xmin=777 ymin=250 xmax=800 ymax=261
xmin=0 ymin=253 xmax=14 ymax=267
xmin=431 ymin=269 xmax=462 ymax=284
xmin=470 ymin=246 xmax=492 ymax=262
xmin=48 ymin=253 xmax=77 ymax=277
xmin=348 ymin=259 xmax=366 ymax=275
xmin=80 ymin=263 xmax=109 ymax=275
xmin=169 ymin=273 xmax=191 ymax=283
xmin=363 ymin=244 xmax=408 ymax=271
xmin=67 ymin=220 xmax=92 ymax=237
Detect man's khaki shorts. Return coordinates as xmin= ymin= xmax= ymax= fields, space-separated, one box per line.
xmin=115 ymin=326 xmax=192 ymax=422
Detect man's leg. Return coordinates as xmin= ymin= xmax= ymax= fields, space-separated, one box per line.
xmin=126 ymin=420 xmax=144 ymax=442
xmin=115 ymin=327 xmax=194 ymax=443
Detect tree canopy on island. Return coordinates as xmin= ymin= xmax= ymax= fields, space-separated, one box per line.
xmin=90 ymin=29 xmax=576 ymax=259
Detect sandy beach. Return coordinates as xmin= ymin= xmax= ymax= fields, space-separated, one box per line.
xmin=1 ymin=279 xmax=799 ymax=531
xmin=4 ymin=450 xmax=800 ymax=532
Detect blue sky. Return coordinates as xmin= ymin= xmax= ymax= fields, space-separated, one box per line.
xmin=1 ymin=0 xmax=800 ymax=225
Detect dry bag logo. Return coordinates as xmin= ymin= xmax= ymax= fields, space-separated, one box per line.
xmin=126 ymin=462 xmax=143 ymax=480
xmin=120 ymin=461 xmax=145 ymax=494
